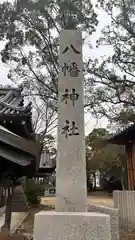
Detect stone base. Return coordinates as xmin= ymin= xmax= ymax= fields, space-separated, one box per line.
xmin=33 ymin=211 xmax=111 ymax=240
xmin=88 ymin=204 xmax=119 ymax=240
xmin=113 ymin=190 xmax=135 ymax=230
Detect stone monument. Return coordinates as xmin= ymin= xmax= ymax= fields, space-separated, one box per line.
xmin=56 ymin=30 xmax=87 ymax=212
xmin=33 ymin=30 xmax=111 ymax=240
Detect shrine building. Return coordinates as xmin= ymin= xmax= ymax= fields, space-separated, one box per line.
xmin=0 ymin=85 xmax=55 ymax=180
xmin=106 ymin=124 xmax=135 ymax=190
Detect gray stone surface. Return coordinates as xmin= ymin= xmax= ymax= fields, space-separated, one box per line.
xmin=56 ymin=29 xmax=87 ymax=212
xmin=88 ymin=204 xmax=119 ymax=240
xmin=113 ymin=190 xmax=135 ymax=230
xmin=33 ymin=211 xmax=111 ymax=240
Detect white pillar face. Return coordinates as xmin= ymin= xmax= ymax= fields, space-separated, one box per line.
xmin=56 ymin=30 xmax=87 ymax=212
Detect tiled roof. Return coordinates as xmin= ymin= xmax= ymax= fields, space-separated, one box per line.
xmin=104 ymin=124 xmax=135 ymax=145
xmin=0 ymin=85 xmax=32 ymax=116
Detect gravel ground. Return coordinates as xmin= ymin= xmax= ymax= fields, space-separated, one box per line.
xmin=41 ymin=193 xmax=113 ymax=208
xmin=120 ymin=229 xmax=135 ymax=240
xmin=11 ymin=193 xmax=135 ymax=240
xmin=14 ymin=205 xmax=135 ymax=240
xmin=15 ymin=205 xmax=54 ymax=239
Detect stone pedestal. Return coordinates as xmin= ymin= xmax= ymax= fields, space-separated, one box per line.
xmin=33 ymin=211 xmax=111 ymax=240
xmin=56 ymin=30 xmax=87 ymax=212
xmin=114 ymin=190 xmax=135 ymax=229
xmin=88 ymin=204 xmax=119 ymax=240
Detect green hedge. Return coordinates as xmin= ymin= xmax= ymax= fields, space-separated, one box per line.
xmin=25 ymin=179 xmax=44 ymax=206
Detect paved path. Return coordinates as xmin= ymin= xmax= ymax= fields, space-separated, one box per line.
xmin=41 ymin=195 xmax=114 ymax=208
xmin=0 ymin=211 xmax=28 ymax=233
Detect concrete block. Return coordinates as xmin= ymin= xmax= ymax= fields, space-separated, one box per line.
xmin=33 ymin=211 xmax=111 ymax=240
xmin=113 ymin=190 xmax=135 ymax=230
xmin=0 ymin=206 xmax=5 ymax=215
xmin=88 ymin=204 xmax=119 ymax=240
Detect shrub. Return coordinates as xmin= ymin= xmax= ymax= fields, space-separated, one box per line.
xmin=25 ymin=179 xmax=44 ymax=206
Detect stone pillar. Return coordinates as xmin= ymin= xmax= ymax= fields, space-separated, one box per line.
xmin=33 ymin=29 xmax=112 ymax=240
xmin=56 ymin=30 xmax=87 ymax=212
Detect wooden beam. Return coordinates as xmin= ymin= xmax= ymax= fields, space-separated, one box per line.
xmin=0 ymin=125 xmax=41 ymax=156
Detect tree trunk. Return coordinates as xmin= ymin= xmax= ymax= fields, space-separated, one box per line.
xmin=121 ymin=149 xmax=128 ymax=190
xmin=0 ymin=186 xmax=5 ymax=207
xmin=93 ymin=172 xmax=96 ymax=189
xmin=1 ymin=186 xmax=14 ymax=234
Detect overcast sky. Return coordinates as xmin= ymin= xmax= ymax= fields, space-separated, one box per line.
xmin=0 ymin=0 xmax=111 ymax=134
